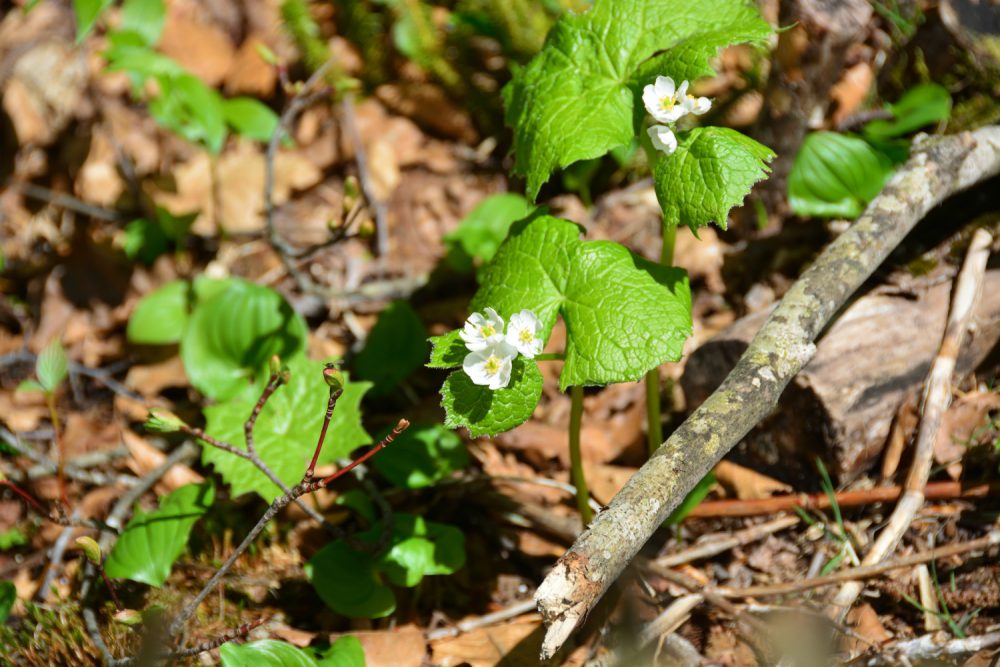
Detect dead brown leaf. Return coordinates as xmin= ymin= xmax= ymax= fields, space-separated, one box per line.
xmin=715 ymin=460 xmax=791 ymax=500
xmin=830 ymin=62 xmax=873 ymax=127
xmin=158 ymin=13 xmax=234 ymax=87
xmin=224 ymin=34 xmax=276 ymax=97
xmin=121 ymin=430 xmax=203 ymax=493
xmin=375 ymin=83 xmax=479 ymax=144
xmin=76 ymin=128 xmax=125 ymax=207
xmin=430 ymin=616 xmax=540 ymax=667
xmin=2 ymin=41 xmax=88 ymax=146
xmin=125 ymin=357 xmax=188 ymax=398
xmin=585 ymin=462 xmax=638 ymax=506
xmin=331 ymin=626 xmax=425 ymax=667
xmin=934 ymin=390 xmax=1000 ymax=479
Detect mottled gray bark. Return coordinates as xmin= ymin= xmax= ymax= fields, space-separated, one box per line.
xmin=535 ymin=127 xmax=1000 ymax=659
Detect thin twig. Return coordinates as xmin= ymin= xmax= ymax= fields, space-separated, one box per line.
xmin=655 ymin=515 xmax=799 ymax=568
xmin=264 ymin=62 xmax=335 ymax=293
xmin=855 ymin=631 xmax=1000 ymax=666
xmin=172 ymin=617 xmax=267 ymax=658
xmin=12 ymin=181 xmax=124 ymax=222
xmin=719 ymin=531 xmax=1000 ymax=598
xmin=167 ymin=419 xmax=408 ymax=639
xmin=426 ymin=599 xmax=538 ymax=640
xmin=36 ymin=508 xmax=82 ymax=602
xmin=341 ymin=93 xmax=390 ymax=258
xmin=684 ymin=480 xmax=1000 ymax=519
xmin=827 ymin=227 xmax=993 ymax=621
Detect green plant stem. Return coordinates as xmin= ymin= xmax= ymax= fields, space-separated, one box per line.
xmin=568 ymin=385 xmax=593 ymax=523
xmin=644 ymin=223 xmax=677 ymax=455
xmin=46 ymin=391 xmax=68 ymax=507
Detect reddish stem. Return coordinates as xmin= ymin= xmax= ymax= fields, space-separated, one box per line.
xmin=100 ymin=568 xmax=123 ymax=611
xmin=1 ymin=480 xmax=50 ymax=517
xmin=304 ymin=387 xmax=343 ymax=479
xmin=313 ymin=419 xmax=409 ymax=490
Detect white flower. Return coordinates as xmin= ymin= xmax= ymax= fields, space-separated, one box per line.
xmin=505 ymin=309 xmax=544 ymax=358
xmin=647 ymin=125 xmax=677 ymax=155
xmin=642 ymin=76 xmax=689 ymax=124
xmin=460 ymin=307 xmax=505 ymax=351
xmin=463 ymin=340 xmax=517 ymax=390
xmin=682 ymin=92 xmax=712 ymax=116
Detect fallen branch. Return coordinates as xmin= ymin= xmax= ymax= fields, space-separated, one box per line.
xmin=534 ymin=127 xmax=1000 ymax=658
xmin=826 ymin=226 xmax=993 ymax=620
xmin=718 ymin=531 xmax=1000 ymax=598
xmin=684 ymin=480 xmax=1000 ymax=519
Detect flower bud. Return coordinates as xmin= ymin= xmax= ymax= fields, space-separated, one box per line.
xmin=113 ymin=609 xmax=143 ymax=626
xmin=76 ymin=536 xmax=102 ymax=564
xmin=322 ymin=365 xmax=344 ymax=391
xmin=344 ymin=175 xmax=359 ymax=200
xmin=269 ymin=355 xmax=282 ymax=376
xmin=145 ymin=408 xmax=186 ymax=433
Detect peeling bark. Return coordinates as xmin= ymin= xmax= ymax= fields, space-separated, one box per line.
xmin=535 ymin=127 xmax=1000 ymax=660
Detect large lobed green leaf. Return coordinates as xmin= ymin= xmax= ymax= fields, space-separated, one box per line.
xmin=202 ymin=356 xmax=371 ymax=502
xmin=472 ymin=215 xmax=692 ymax=390
xmin=104 ymin=482 xmax=214 ymax=586
xmin=504 ymin=0 xmax=771 ymax=199
xmin=221 ymin=637 xmax=364 ymax=667
xmin=440 ymin=357 xmax=544 ymax=438
xmin=653 ymin=127 xmax=775 ymax=231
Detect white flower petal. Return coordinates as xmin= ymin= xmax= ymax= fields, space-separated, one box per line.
xmin=654 ymin=76 xmax=675 ymax=99
xmin=642 ymin=85 xmax=660 ymax=116
xmin=459 ymin=308 xmax=505 ymax=351
xmin=463 ymin=340 xmax=517 ymax=390
xmin=647 ymin=125 xmax=677 ymax=155
xmin=687 ymin=96 xmax=712 ymax=115
xmin=505 ymin=309 xmax=544 ymax=358
xmin=677 ymin=80 xmax=689 ymax=99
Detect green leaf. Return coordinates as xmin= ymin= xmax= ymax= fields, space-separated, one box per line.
xmin=372 ymin=423 xmax=468 ymax=489
xmin=441 ymin=358 xmax=543 ymax=437
xmin=221 ymin=640 xmax=318 ymax=667
xmin=471 ymin=215 xmax=692 ymax=390
xmin=316 ymin=636 xmax=365 ymax=667
xmin=354 ymin=301 xmax=428 ymax=395
xmin=664 ymin=471 xmax=715 ymax=525
xmin=155 ymin=205 xmax=197 ymax=243
xmin=73 ymin=0 xmax=113 ymax=42
xmin=36 ymin=338 xmax=68 ymax=393
xmin=16 ymin=379 xmax=45 ymax=394
xmin=378 ymin=515 xmax=464 ymax=587
xmin=149 ymin=73 xmax=227 ymax=153
xmin=104 ymin=482 xmax=214 ymax=586
xmin=307 ymin=513 xmax=465 ymax=618
xmin=202 ymin=356 xmax=371 ymax=501
xmin=123 ymin=218 xmax=169 ymax=265
xmin=306 ymin=540 xmax=397 ymax=619
xmin=103 ymin=45 xmax=185 ymax=80
xmin=443 ymin=194 xmax=535 ymax=273
xmin=788 ymin=131 xmax=896 ymax=219
xmin=222 ymin=97 xmax=280 ymax=143
xmin=653 ymin=127 xmax=775 ymax=231
xmin=427 ymin=330 xmax=466 ymax=369
xmin=119 ymin=0 xmax=166 ymax=47
xmin=0 ymin=581 xmax=14 ymax=624
xmin=863 ymin=83 xmax=951 ymax=140
xmin=0 ymin=527 xmax=28 ymax=550
xmin=181 ymin=279 xmax=307 ymax=401
xmin=127 ymin=280 xmax=194 ymax=345
xmin=503 ymin=0 xmax=771 ymax=199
